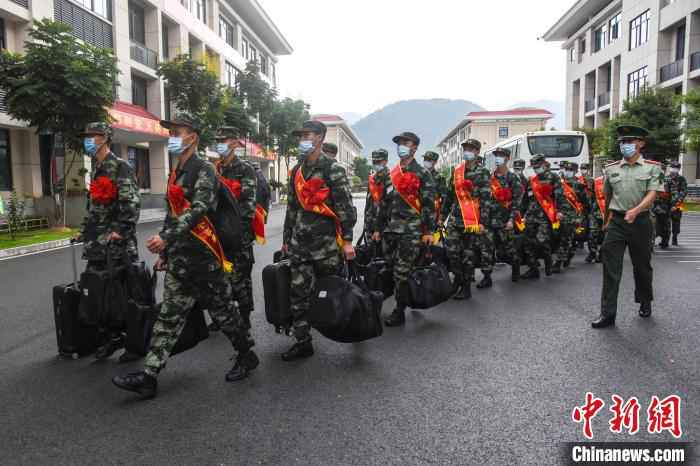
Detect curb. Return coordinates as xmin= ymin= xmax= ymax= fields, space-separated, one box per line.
xmin=0 ymin=238 xmax=72 ymax=259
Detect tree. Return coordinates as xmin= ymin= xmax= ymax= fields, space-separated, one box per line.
xmin=269 ymin=98 xmax=309 ymax=185
xmin=682 ymin=88 xmax=700 ymax=153
xmin=157 ymin=54 xmax=225 ymax=149
xmin=0 ymin=19 xmax=119 ymax=226
xmin=575 ymin=126 xmax=607 ymax=161
xmin=237 ymin=61 xmax=277 ymax=145
xmin=352 ymin=156 xmax=371 ymax=181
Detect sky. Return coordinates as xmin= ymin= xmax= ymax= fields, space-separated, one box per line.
xmin=257 ymin=0 xmax=574 ymax=118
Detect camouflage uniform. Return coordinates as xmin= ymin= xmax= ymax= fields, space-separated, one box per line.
xmin=557 ymin=167 xmax=589 ymax=265
xmin=588 ymin=179 xmax=605 ymax=261
xmin=144 ymin=153 xmax=252 ymax=376
xmin=487 ymin=168 xmax=524 ymax=270
xmin=667 ymin=166 xmax=688 ymax=245
xmin=364 ymin=150 xmax=391 ymax=237
xmin=284 ymin=153 xmax=356 ymax=340
xmin=423 ymin=151 xmax=448 ymax=231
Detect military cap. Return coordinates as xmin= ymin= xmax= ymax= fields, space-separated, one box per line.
xmin=568 ymin=161 xmax=579 ymax=170
xmin=372 ymin=148 xmax=389 ymax=161
xmin=461 ymin=139 xmax=481 ymax=151
xmin=580 ymin=162 xmax=591 ymax=170
xmin=292 ymin=120 xmax=327 ymax=137
xmin=670 ymin=160 xmax=681 ymax=169
xmin=423 ymin=151 xmax=440 ymax=161
xmin=491 ymin=147 xmax=510 ymax=158
xmin=530 ymin=154 xmax=547 ymax=166
xmin=214 ymin=126 xmax=240 ymax=141
xmin=513 ymin=159 xmax=526 ymax=168
xmin=79 ymin=122 xmax=113 ymax=139
xmin=616 ymin=124 xmax=649 ymax=141
xmin=160 ymin=112 xmax=201 ymax=134
xmin=322 ymin=142 xmax=338 ymax=155
xmin=252 ymin=162 xmax=261 ymax=170
xmin=392 ymin=131 xmax=420 ymax=146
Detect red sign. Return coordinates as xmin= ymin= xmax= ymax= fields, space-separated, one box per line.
xmin=108 ymin=101 xmax=169 ymax=137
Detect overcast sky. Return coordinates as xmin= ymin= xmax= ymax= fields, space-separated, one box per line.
xmin=257 ymin=0 xmax=573 ymax=117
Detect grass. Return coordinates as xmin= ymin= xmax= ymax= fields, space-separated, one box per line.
xmin=683 ymin=202 xmax=700 ymax=213
xmin=0 ymin=227 xmax=77 ymax=250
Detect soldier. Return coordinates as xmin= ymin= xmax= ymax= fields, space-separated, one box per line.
xmin=587 ymin=172 xmax=606 ymax=263
xmin=521 ymin=154 xmax=565 ymax=280
xmin=592 ymin=125 xmax=664 ymax=328
xmin=112 ymin=113 xmax=258 ymax=398
xmin=651 ymin=160 xmax=669 ymax=249
xmin=578 ymin=163 xmax=594 ymax=252
xmin=554 ymin=161 xmax=588 ymax=272
xmin=440 ymin=139 xmax=491 ymax=298
xmin=282 ymin=120 xmax=357 ymax=359
xmin=667 ymin=161 xmax=688 ymax=246
xmin=487 ymin=148 xmax=523 ymax=282
xmin=512 ymin=158 xmax=529 ymax=268
xmin=376 ymin=131 xmax=435 ymax=325
xmin=210 ymin=126 xmax=259 ymax=334
xmin=322 ymin=142 xmax=338 ymax=159
xmin=365 ymin=149 xmax=391 ymax=240
xmin=76 ymin=122 xmax=140 ymax=360
xmin=422 ymin=150 xmax=448 ymax=235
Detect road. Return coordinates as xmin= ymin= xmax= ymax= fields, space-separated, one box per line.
xmin=0 ymin=201 xmax=699 ymax=465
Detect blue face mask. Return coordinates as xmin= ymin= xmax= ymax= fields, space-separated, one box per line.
xmin=463 ymin=151 xmax=476 ymax=161
xmin=494 ymin=156 xmax=506 ymax=167
xmin=83 ymin=138 xmax=98 ymax=156
xmin=168 ymin=137 xmax=185 ymax=155
xmin=423 ymin=161 xmax=434 ymax=170
xmin=215 ymin=143 xmax=230 ymax=157
xmin=620 ymin=143 xmax=637 ymax=159
xmin=564 ymin=170 xmax=575 ymax=178
xmin=534 ymin=166 xmax=545 ymax=175
xmin=397 ymin=145 xmax=411 ymax=159
xmin=299 ymin=140 xmax=314 ymax=155
xmin=373 ymin=163 xmax=385 ymax=172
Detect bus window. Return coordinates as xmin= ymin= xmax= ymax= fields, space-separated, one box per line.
xmin=527 ymin=135 xmax=584 ymax=158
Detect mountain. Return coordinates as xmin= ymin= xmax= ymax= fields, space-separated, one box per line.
xmin=352 ymin=99 xmax=484 ymax=161
xmin=509 ymin=100 xmax=565 ymax=131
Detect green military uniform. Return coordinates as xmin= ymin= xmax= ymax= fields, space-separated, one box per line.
xmin=215 ymin=127 xmax=258 ymax=330
xmin=423 ymin=151 xmax=448 ymax=232
xmin=522 ymin=154 xmax=565 ymax=279
xmin=555 ymin=161 xmax=589 ymax=271
xmin=486 ymin=148 xmax=524 ymax=282
xmin=440 ymin=139 xmax=491 ymax=297
xmin=595 ymin=125 xmax=664 ymax=327
xmin=512 ymin=159 xmax=529 ymax=267
xmin=322 ymin=142 xmax=338 ymax=159
xmin=364 ymin=149 xmax=391 ymax=237
xmin=284 ymin=121 xmax=356 ymax=345
xmin=377 ymin=132 xmax=436 ymax=321
xmin=587 ymin=174 xmax=605 ymax=264
xmin=667 ymin=161 xmax=688 ymax=246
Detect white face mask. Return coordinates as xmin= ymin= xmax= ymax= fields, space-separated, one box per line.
xmin=423 ymin=161 xmax=434 ymax=170
xmin=670 ymin=168 xmax=680 ymax=174
xmin=534 ymin=166 xmax=545 ymax=175
xmin=564 ymin=170 xmax=575 ymax=178
xmin=494 ymin=156 xmax=506 ymax=167
xmin=581 ymin=170 xmax=589 ymax=176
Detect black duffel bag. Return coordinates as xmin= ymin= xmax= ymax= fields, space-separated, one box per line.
xmin=354 ymin=232 xmax=374 ymax=267
xmin=307 ymin=263 xmax=383 ymax=343
xmin=359 ymin=242 xmax=394 ymax=300
xmin=406 ymin=248 xmax=453 ymax=310
xmin=78 ymin=247 xmax=128 ymax=329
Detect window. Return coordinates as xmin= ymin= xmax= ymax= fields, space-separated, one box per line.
xmin=580 ymin=38 xmax=586 ymax=54
xmin=260 ymin=54 xmax=268 ymax=75
xmin=132 ymin=75 xmax=148 ymax=108
xmin=676 ymin=25 xmax=686 ymax=61
xmin=0 ymin=18 xmax=5 ymax=50
xmin=527 ymin=135 xmax=584 ymax=158
xmin=54 ymin=0 xmax=114 ymax=47
xmin=630 ymin=10 xmax=650 ymax=50
xmin=194 ymin=0 xmax=206 ymax=22
xmin=127 ymin=147 xmax=150 ymax=190
xmin=498 ymin=127 xmax=509 ymax=138
xmin=241 ymin=37 xmax=249 ymax=60
xmin=73 ymin=0 xmax=112 ymax=21
xmin=0 ymin=129 xmax=12 ymax=191
xmin=219 ymin=16 xmax=235 ymax=48
xmin=569 ymin=47 xmax=575 ymax=63
xmin=594 ymin=23 xmax=608 ymax=52
xmin=627 ymin=66 xmax=648 ymax=98
xmin=609 ymin=13 xmax=621 ymax=41
xmin=225 ymin=61 xmax=239 ymax=89
xmin=249 ymin=45 xmax=258 ymax=65
xmin=128 ymin=2 xmax=145 ymax=44
xmin=162 ymin=25 xmax=169 ymax=59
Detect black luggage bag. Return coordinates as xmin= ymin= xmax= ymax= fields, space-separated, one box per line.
xmin=358 ymin=241 xmax=394 ymax=300
xmin=406 ymin=249 xmax=453 ymax=310
xmin=263 ymin=254 xmax=292 ymax=333
xmin=77 ymin=248 xmax=128 ymax=330
xmin=53 ymin=242 xmax=99 ymax=358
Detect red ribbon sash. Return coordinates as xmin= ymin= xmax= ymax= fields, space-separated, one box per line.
xmin=594 ymin=177 xmax=606 ymax=215
xmin=562 ymin=179 xmax=584 ymax=215
xmin=454 ymin=163 xmax=481 ymax=233
xmin=294 ymin=168 xmax=344 ymax=248
xmin=530 ymin=176 xmax=560 ymax=230
xmin=390 ymin=164 xmax=422 ymax=215
xmin=491 ymin=175 xmax=513 ymax=210
xmin=368 ymin=174 xmax=383 ymax=204
xmin=253 ymin=204 xmax=266 ymax=245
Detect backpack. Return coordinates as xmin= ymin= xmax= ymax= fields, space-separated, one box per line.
xmin=255 ymin=168 xmax=271 ymax=212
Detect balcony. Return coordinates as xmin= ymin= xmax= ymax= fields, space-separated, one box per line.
xmin=584 ymin=99 xmax=595 ymax=113
xmin=0 ymin=88 xmax=7 ymax=113
xmin=10 ymin=0 xmax=28 ymax=7
xmin=130 ymin=41 xmax=158 ymax=70
xmin=660 ymin=59 xmax=684 ymax=82
xmin=691 ymin=51 xmax=700 ymax=72
xmin=597 ymin=92 xmax=610 ymax=107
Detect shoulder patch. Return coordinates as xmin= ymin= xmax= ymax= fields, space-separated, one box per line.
xmin=644 ymin=160 xmax=661 ymax=165
xmin=605 ymin=160 xmax=621 ymax=167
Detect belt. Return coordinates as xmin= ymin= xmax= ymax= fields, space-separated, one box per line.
xmin=611 ymin=210 xmax=649 ymax=218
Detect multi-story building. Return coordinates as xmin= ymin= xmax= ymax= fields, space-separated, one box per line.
xmin=0 ymin=0 xmax=291 ymax=222
xmin=437 ymin=109 xmax=553 ymax=170
xmin=544 ymin=0 xmax=700 ymax=182
xmin=312 ymin=114 xmax=364 ymax=175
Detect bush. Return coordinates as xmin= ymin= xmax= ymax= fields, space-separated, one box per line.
xmin=6 ymin=190 xmax=25 ymax=239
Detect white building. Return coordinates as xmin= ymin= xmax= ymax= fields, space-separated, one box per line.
xmin=544 ymin=0 xmax=699 ymax=183
xmin=0 ymin=0 xmax=291 ymax=223
xmin=312 ymin=114 xmax=364 ymax=175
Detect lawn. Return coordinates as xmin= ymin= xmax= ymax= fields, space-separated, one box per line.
xmin=0 ymin=228 xmax=77 ymax=250
xmin=683 ymin=202 xmax=700 ymax=213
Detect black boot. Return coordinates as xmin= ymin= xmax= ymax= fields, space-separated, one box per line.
xmin=476 ymin=273 xmax=492 ymax=289
xmin=660 ymin=241 xmax=669 ymax=249
xmin=595 ymin=251 xmax=602 ymax=263
xmin=639 ymin=302 xmax=652 ymax=318
xmin=239 ymin=309 xmax=252 ymax=330
xmin=591 ymin=315 xmax=616 ymax=329
xmin=96 ymin=334 xmax=124 ymax=360
xmin=544 ymin=255 xmax=553 ymax=276
xmin=551 ymin=260 xmax=562 ymax=274
xmin=384 ymin=308 xmax=406 ymax=327
xmin=208 ymin=321 xmax=221 ymax=332
xmin=511 ymin=263 xmax=520 ymax=282
xmin=118 ymin=351 xmax=142 ymax=364
xmin=585 ymin=252 xmax=596 ymax=264
xmin=521 ymin=267 xmax=540 ymax=280
xmin=281 ymin=338 xmax=314 ymax=361
xmin=672 ymin=235 xmax=678 ymax=246
xmin=226 ymin=349 xmax=259 ymax=381
xmin=112 ymin=371 xmax=158 ymax=399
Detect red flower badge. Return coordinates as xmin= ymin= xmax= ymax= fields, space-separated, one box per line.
xmin=539 ymin=183 xmax=554 ymax=198
xmin=221 ymin=177 xmax=242 ymax=200
xmin=302 ymin=178 xmax=330 ymax=206
xmin=89 ymin=176 xmax=117 ymax=205
xmin=495 ymin=187 xmax=513 ymax=203
xmin=462 ymin=179 xmax=474 ymax=193
xmin=167 ymin=183 xmax=187 ymax=213
xmin=397 ymin=172 xmax=420 ymax=195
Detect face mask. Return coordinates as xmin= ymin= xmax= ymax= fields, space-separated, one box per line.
xmin=83 ymin=138 xmax=98 ymax=156
xmin=494 ymin=156 xmax=506 ymax=167
xmin=234 ymin=147 xmax=245 ymax=158
xmin=670 ymin=168 xmax=680 ymax=174
xmin=168 ymin=137 xmax=185 ymax=155
xmin=620 ymin=143 xmax=637 ymax=159
xmin=534 ymin=166 xmax=545 ymax=175
xmin=373 ymin=163 xmax=385 ymax=172
xmin=581 ymin=170 xmax=589 ymax=176
xmin=423 ymin=161 xmax=434 ymax=170
xmin=514 ymin=168 xmax=523 ymax=174
xmin=299 ymin=140 xmax=314 ymax=155
xmin=564 ymin=170 xmax=574 ymax=178
xmin=463 ymin=151 xmax=475 ymax=161
xmin=215 ymin=143 xmax=230 ymax=157
xmin=397 ymin=145 xmax=411 ymax=159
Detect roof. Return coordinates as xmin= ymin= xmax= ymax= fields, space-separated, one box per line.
xmin=542 ymin=0 xmax=614 ymax=42
xmin=225 ymin=0 xmax=293 ymax=55
xmin=312 ymin=114 xmax=344 ymax=122
xmin=310 ymin=114 xmax=364 ymax=150
xmin=113 ymin=101 xmax=161 ymax=121
xmin=438 ymin=109 xmax=554 ymax=146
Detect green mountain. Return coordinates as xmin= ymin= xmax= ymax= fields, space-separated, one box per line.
xmin=352 ymin=99 xmax=484 ymax=162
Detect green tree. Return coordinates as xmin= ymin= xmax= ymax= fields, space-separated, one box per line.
xmin=0 ymin=19 xmax=119 ymax=226
xmin=237 ymin=61 xmax=277 ymax=145
xmin=157 ymin=54 xmax=225 ymax=148
xmin=575 ymin=126 xmax=606 ymax=162
xmin=352 ymin=156 xmax=371 ymax=181
xmin=270 ymin=98 xmax=309 ymax=182
xmin=682 ymin=88 xmax=700 ymax=153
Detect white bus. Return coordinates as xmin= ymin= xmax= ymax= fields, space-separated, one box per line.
xmin=484 ymin=130 xmax=589 ymax=175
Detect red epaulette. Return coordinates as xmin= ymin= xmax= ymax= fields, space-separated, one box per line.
xmin=605 ymin=160 xmax=620 ymax=167
xmin=644 ymin=159 xmax=661 ymax=165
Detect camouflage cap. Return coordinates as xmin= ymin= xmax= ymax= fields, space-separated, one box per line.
xmin=214 ymin=126 xmax=240 ymax=141
xmin=616 ymin=124 xmax=648 ymax=141
xmin=160 ymin=112 xmax=201 ymax=134
xmin=512 ymin=159 xmax=526 ymax=168
xmin=580 ymin=163 xmax=591 ymax=170
xmin=423 ymin=151 xmax=439 ymax=161
xmin=292 ymin=120 xmax=327 ymax=137
xmin=252 ymin=162 xmax=261 ymax=169
xmin=530 ymin=154 xmax=547 ymax=166
xmin=322 ymin=142 xmax=338 ymax=155
xmin=491 ymin=147 xmax=510 ymax=158
xmin=372 ymin=148 xmax=389 ymax=161
xmin=568 ymin=161 xmax=579 ymax=170
xmin=79 ymin=122 xmax=113 ymax=139
xmin=670 ymin=160 xmax=681 ymax=169
xmin=461 ymin=139 xmax=482 ymax=151
xmin=392 ymin=131 xmax=420 ymax=146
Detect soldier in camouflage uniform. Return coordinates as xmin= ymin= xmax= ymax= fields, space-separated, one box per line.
xmin=76 ymin=122 xmax=140 ymax=360
xmin=521 ymin=154 xmax=565 ymax=280
xmin=554 ymin=161 xmax=589 ymax=273
xmin=322 ymin=142 xmax=338 ymax=159
xmin=486 ymin=148 xmax=523 ymax=283
xmin=651 ymin=160 xmax=669 ymax=248
xmin=282 ymin=120 xmax=357 ymax=360
xmin=512 ymin=159 xmax=529 ymax=268
xmin=667 ymin=161 xmax=688 ymax=246
xmin=440 ymin=139 xmax=491 ymax=299
xmin=587 ymin=172 xmax=605 ymax=264
xmin=423 ymin=151 xmax=448 ymax=234
xmin=210 ymin=126 xmax=258 ymax=333
xmin=365 ymin=149 xmax=391 ymax=239
xmin=376 ymin=131 xmax=436 ymax=325
xmin=112 ymin=114 xmax=257 ymax=399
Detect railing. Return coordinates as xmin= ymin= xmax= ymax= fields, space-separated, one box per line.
xmin=660 ymin=59 xmax=684 ymax=82
xmin=130 ymin=41 xmax=158 ymax=70
xmin=0 ymin=88 xmax=7 ymax=113
xmin=54 ymin=0 xmax=113 ymax=48
xmin=10 ymin=0 xmax=29 ymax=7
xmin=597 ymin=92 xmax=610 ymax=107
xmin=691 ymin=51 xmax=700 ymax=72
xmin=585 ymin=99 xmax=595 ymax=113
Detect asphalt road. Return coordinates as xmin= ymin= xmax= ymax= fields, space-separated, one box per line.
xmin=1 ymin=201 xmax=699 ymax=465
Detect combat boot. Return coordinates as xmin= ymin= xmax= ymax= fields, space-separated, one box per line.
xmin=207 ymin=321 xmax=221 ymax=332
xmin=591 ymin=315 xmax=615 ymax=329
xmin=281 ymin=338 xmax=314 ymax=361
xmin=511 ymin=263 xmax=520 ymax=282
xmin=476 ymin=272 xmax=492 ymax=289
xmin=660 ymin=241 xmax=669 ymax=249
xmin=544 ymin=255 xmax=553 ymax=276
xmin=521 ymin=267 xmax=540 ymax=280
xmin=112 ymin=371 xmax=158 ymax=399
xmin=95 ymin=334 xmax=124 ymax=360
xmin=585 ymin=252 xmax=596 ymax=263
xmin=551 ymin=260 xmax=562 ymax=274
xmin=639 ymin=302 xmax=652 ymax=318
xmin=384 ymin=308 xmax=406 ymax=326
xmin=672 ymin=235 xmax=679 ymax=246
xmin=226 ymin=349 xmax=259 ymax=381
xmin=453 ymin=278 xmax=471 ymax=300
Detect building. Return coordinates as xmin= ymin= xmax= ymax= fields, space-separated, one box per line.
xmin=436 ymin=109 xmax=553 ymax=169
xmin=312 ymin=114 xmax=364 ymax=175
xmin=0 ymin=0 xmax=291 ymax=223
xmin=543 ymin=0 xmax=700 ymax=182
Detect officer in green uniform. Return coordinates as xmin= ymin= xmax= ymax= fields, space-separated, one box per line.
xmin=667 ymin=161 xmax=688 ymax=246
xmin=593 ymin=125 xmax=664 ymax=328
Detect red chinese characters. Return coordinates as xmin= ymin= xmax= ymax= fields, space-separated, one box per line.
xmin=609 ymin=395 xmax=640 ymax=435
xmin=647 ymin=395 xmax=682 ymax=438
xmin=572 ymin=392 xmax=606 ymax=439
